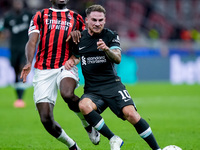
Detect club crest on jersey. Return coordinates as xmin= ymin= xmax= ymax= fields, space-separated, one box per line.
xmin=82 ymin=56 xmax=87 ymax=65
xmin=68 ymin=14 xmax=72 ymax=19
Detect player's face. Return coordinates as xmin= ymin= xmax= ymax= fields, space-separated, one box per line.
xmin=86 ymin=11 xmax=106 ymax=36
xmin=50 ymin=0 xmax=68 ymax=9
xmin=13 ymin=0 xmax=24 ymax=12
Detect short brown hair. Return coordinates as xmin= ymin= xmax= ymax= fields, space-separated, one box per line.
xmin=85 ymin=4 xmax=106 ymax=16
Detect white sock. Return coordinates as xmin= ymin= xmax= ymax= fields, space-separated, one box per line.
xmin=75 ymin=112 xmax=89 ymax=128
xmin=57 ymin=129 xmax=75 ymax=148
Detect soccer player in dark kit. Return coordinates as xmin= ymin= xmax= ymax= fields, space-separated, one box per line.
xmin=20 ymin=0 xmax=100 ymax=149
xmin=65 ymin=4 xmax=161 ymax=150
xmin=1 ymin=0 xmax=33 ymax=108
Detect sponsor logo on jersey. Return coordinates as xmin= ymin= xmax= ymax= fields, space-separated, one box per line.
xmin=81 ymin=56 xmax=107 ymax=65
xmin=12 ymin=23 xmax=29 ymax=34
xmin=87 ymin=56 xmax=106 ymax=64
xmin=45 ymin=19 xmax=72 ymax=31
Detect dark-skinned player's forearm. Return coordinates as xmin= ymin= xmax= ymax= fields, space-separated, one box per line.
xmin=25 ymin=33 xmax=38 ymax=65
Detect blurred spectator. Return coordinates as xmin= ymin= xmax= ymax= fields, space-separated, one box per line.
xmin=0 ymin=0 xmax=33 ymax=108
xmin=1 ymin=0 xmax=200 ymax=41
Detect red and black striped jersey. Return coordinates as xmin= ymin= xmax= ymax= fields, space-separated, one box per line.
xmin=28 ymin=8 xmax=85 ymax=70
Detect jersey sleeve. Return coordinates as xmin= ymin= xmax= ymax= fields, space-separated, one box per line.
xmin=28 ymin=11 xmax=42 ymax=35
xmin=75 ymin=14 xmax=85 ymax=31
xmin=109 ymin=31 xmax=122 ymax=51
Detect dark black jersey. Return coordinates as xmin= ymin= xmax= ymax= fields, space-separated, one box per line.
xmin=74 ymin=28 xmax=122 ymax=92
xmin=2 ymin=10 xmax=33 ymax=51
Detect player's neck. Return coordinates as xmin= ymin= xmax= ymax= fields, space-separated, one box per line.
xmin=52 ymin=4 xmax=67 ymax=9
xmin=88 ymin=29 xmax=103 ymax=37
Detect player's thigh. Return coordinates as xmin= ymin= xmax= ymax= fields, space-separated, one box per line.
xmin=59 ymin=77 xmax=77 ymax=96
xmin=57 ymin=66 xmax=79 ymax=92
xmin=105 ymin=84 xmax=136 ymax=120
xmin=33 ymin=69 xmax=59 ymax=105
xmin=81 ymin=93 xmax=107 ymax=114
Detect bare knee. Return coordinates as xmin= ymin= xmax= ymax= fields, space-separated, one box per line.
xmin=123 ymin=105 xmax=141 ymax=125
xmin=79 ymin=100 xmax=89 ymax=114
xmin=61 ymin=90 xmax=74 ymax=101
xmin=79 ymin=98 xmax=96 ymax=115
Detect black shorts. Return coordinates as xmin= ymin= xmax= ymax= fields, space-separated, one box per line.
xmin=81 ymin=83 xmax=136 ymax=120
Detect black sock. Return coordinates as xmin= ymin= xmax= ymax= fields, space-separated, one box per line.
xmin=69 ymin=143 xmax=78 ymax=150
xmin=84 ymin=110 xmax=114 ymax=140
xmin=134 ymin=118 xmax=160 ymax=150
xmin=16 ymin=88 xmax=24 ymax=99
xmin=85 ymin=125 xmax=92 ymax=133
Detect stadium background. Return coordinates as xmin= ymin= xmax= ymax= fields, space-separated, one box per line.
xmin=0 ymin=1 xmax=199 ymax=149
xmin=0 ymin=0 xmax=200 ymax=86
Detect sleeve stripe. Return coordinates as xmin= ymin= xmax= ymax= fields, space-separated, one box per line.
xmin=28 ymin=30 xmax=40 ymax=35
xmin=110 ymin=46 xmax=122 ymax=51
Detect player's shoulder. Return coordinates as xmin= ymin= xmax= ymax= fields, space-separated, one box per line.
xmin=102 ymin=28 xmax=119 ymax=41
xmin=41 ymin=8 xmax=50 ymax=13
xmin=104 ymin=28 xmax=117 ymax=34
xmin=103 ymin=28 xmax=118 ymax=37
xmin=32 ymin=8 xmax=49 ymax=18
xmin=68 ymin=9 xmax=83 ymax=19
xmin=32 ymin=8 xmax=44 ymax=16
xmin=82 ymin=29 xmax=87 ymax=35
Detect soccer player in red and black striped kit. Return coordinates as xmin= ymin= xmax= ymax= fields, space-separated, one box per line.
xmin=20 ymin=0 xmax=100 ymax=149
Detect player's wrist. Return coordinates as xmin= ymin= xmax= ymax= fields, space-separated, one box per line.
xmin=103 ymin=47 xmax=110 ymax=52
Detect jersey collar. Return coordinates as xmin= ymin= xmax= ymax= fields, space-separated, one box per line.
xmin=49 ymin=7 xmax=69 ymax=12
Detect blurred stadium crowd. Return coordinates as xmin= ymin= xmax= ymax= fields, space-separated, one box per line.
xmin=1 ymin=0 xmax=200 ymax=43
xmin=0 ymin=0 xmax=200 ymax=85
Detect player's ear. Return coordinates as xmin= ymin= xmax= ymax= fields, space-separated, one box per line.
xmin=85 ymin=17 xmax=88 ymax=24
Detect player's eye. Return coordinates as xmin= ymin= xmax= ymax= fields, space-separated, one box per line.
xmin=99 ymin=19 xmax=104 ymax=22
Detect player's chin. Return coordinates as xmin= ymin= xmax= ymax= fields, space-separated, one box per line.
xmin=93 ymin=29 xmax=102 ymax=34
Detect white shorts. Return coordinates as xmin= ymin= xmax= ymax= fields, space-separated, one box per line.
xmin=33 ymin=66 xmax=79 ymax=105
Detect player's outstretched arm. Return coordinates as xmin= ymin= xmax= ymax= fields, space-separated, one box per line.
xmin=20 ymin=32 xmax=39 ymax=83
xmin=97 ymin=39 xmax=121 ymax=64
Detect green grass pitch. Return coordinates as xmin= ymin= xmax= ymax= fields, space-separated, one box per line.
xmin=0 ymin=83 xmax=200 ymax=150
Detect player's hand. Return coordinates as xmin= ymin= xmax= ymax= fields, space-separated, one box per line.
xmin=97 ymin=39 xmax=109 ymax=51
xmin=64 ymin=59 xmax=75 ymax=70
xmin=66 ymin=30 xmax=81 ymax=44
xmin=20 ymin=63 xmax=32 ymax=83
